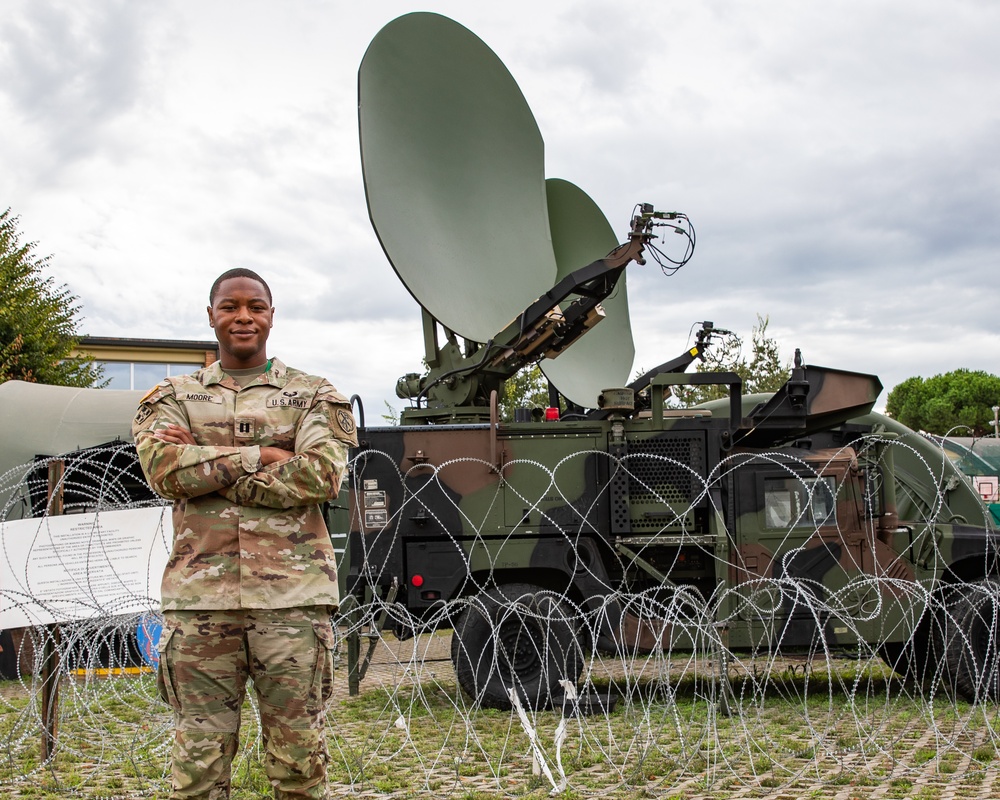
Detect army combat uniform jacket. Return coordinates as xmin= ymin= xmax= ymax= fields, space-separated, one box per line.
xmin=132 ymin=358 xmax=358 ymax=612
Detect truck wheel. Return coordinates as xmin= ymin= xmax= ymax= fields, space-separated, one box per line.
xmin=451 ymin=583 xmax=582 ymax=710
xmin=879 ymin=606 xmax=935 ymax=687
xmin=940 ymin=579 xmax=1000 ymax=703
xmin=879 ymin=631 xmax=931 ymax=684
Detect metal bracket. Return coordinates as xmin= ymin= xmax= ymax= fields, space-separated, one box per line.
xmin=357 ymin=577 xmax=400 ymax=683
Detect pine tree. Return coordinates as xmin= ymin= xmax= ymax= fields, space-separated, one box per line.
xmin=0 ymin=209 xmax=102 ymax=387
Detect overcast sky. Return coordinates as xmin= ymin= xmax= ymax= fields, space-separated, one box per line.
xmin=3 ymin=0 xmax=998 ymax=413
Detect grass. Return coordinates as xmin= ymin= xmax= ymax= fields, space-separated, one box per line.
xmin=1 ymin=658 xmax=999 ymax=798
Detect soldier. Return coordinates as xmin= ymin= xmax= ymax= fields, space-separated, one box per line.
xmin=132 ymin=268 xmax=357 ymax=799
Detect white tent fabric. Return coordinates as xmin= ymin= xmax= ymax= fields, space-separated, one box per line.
xmin=0 ymin=381 xmax=142 ymax=482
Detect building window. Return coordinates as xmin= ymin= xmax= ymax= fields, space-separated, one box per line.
xmin=95 ymin=361 xmax=204 ymax=390
xmin=100 ymin=362 xmax=133 ymax=390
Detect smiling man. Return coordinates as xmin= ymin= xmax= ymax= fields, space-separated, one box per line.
xmin=132 ymin=267 xmax=358 ymax=800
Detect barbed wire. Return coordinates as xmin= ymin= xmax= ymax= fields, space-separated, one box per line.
xmin=0 ymin=441 xmax=998 ymax=797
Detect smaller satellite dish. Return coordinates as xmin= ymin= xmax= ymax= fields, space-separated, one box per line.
xmin=541 ymin=179 xmax=633 ymax=407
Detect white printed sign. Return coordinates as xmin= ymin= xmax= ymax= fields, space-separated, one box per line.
xmin=0 ymin=506 xmax=171 ymax=628
xmin=974 ymin=475 xmax=1000 ymax=503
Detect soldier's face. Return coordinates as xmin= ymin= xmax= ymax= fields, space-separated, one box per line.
xmin=208 ymin=277 xmax=274 ymax=369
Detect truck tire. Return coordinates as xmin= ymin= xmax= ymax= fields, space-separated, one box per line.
xmin=879 ymin=634 xmax=930 ymax=684
xmin=879 ymin=610 xmax=933 ymax=687
xmin=940 ymin=579 xmax=1000 ymax=703
xmin=451 ymin=583 xmax=582 ymax=710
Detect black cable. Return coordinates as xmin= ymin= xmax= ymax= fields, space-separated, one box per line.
xmin=646 ymin=216 xmax=696 ymax=274
xmin=413 ymin=337 xmax=498 ymax=405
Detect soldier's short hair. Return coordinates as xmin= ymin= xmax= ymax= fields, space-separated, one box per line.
xmin=210 ymin=268 xmax=273 ymax=305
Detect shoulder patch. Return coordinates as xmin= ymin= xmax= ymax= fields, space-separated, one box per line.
xmin=335 ymin=407 xmax=357 ymax=436
xmin=133 ymin=404 xmax=154 ymax=429
xmin=317 ymin=387 xmax=351 ymax=404
xmin=314 ymin=387 xmax=358 ymax=443
xmin=139 ymin=381 xmax=174 ymax=406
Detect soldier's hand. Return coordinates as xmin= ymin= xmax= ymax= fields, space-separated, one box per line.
xmin=260 ymin=446 xmax=295 ymax=466
xmin=153 ymin=424 xmax=197 ymax=446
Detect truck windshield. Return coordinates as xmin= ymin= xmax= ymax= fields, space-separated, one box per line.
xmin=763 ymin=475 xmax=837 ymax=530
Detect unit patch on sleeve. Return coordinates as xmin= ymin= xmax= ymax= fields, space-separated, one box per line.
xmin=335 ymin=408 xmax=357 ymax=436
xmin=133 ymin=404 xmax=154 ymax=430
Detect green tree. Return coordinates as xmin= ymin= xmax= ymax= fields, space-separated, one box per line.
xmin=500 ymin=363 xmax=549 ymax=420
xmin=0 ymin=209 xmax=101 ymax=387
xmin=673 ymin=314 xmax=790 ymax=405
xmin=885 ymin=369 xmax=1000 ymax=436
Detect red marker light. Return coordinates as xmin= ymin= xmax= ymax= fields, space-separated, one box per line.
xmin=544 ymin=407 xmax=560 ymax=421
xmin=411 ymin=574 xmax=424 ymax=588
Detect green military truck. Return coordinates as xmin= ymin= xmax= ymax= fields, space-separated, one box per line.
xmin=343 ymin=12 xmax=1000 ymax=710
xmin=343 ymin=359 xmax=999 ymax=709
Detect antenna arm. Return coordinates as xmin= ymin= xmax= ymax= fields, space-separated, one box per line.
xmin=487 ymin=261 xmax=621 ymax=372
xmin=485 ymin=228 xmax=650 ymax=371
xmin=628 ymin=321 xmax=723 ymax=394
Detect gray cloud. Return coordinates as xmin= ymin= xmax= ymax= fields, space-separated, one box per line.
xmin=0 ymin=1 xmax=164 ymax=173
xmin=5 ymin=0 xmax=1000 ymax=411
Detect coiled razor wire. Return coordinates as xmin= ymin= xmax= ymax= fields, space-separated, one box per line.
xmin=0 ymin=439 xmax=998 ymax=798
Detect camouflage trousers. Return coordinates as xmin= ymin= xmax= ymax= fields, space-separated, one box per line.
xmin=157 ymin=607 xmax=336 ymax=800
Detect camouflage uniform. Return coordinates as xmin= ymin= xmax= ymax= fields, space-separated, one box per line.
xmin=133 ymin=358 xmax=358 ymax=799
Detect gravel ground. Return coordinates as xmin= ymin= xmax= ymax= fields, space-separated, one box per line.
xmin=330 ymin=630 xmax=1000 ymax=799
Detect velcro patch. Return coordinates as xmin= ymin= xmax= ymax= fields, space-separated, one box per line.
xmin=139 ymin=382 xmax=172 ymax=406
xmin=335 ymin=408 xmax=356 ymax=435
xmin=235 ymin=418 xmax=255 ymax=439
xmin=317 ymin=387 xmax=350 ymax=404
xmin=133 ymin=404 xmax=154 ymax=431
xmin=267 ymin=396 xmax=309 ymax=409
xmin=179 ymin=392 xmax=223 ymax=403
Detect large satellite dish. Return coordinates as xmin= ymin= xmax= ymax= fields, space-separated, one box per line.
xmin=359 ymin=12 xmax=634 ymax=408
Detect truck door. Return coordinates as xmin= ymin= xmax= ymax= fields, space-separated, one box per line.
xmin=731 ymin=452 xmax=875 ymax=651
